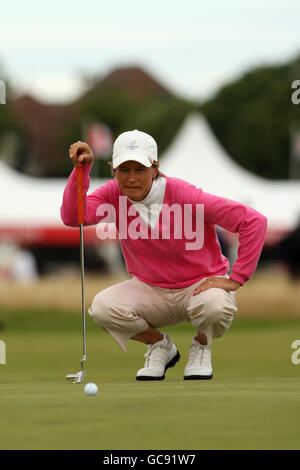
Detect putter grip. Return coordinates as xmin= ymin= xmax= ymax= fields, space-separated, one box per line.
xmin=76 ymin=164 xmax=84 ymax=225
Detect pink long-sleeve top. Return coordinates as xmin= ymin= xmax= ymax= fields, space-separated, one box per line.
xmin=61 ymin=164 xmax=267 ymax=288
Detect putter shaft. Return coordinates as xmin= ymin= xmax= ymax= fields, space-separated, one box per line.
xmin=66 ymin=164 xmax=87 ymax=383
xmin=79 ymin=223 xmax=87 ymax=365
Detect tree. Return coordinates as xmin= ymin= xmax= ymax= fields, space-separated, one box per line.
xmin=200 ymin=55 xmax=300 ymax=179
xmin=0 ymin=63 xmax=29 ymax=171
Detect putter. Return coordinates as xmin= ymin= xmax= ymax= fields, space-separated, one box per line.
xmin=66 ymin=163 xmax=87 ymax=383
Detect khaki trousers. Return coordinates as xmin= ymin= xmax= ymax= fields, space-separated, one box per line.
xmin=88 ymin=276 xmax=237 ymax=352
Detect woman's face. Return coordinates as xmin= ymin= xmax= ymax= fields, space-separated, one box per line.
xmin=115 ymin=160 xmax=158 ymax=201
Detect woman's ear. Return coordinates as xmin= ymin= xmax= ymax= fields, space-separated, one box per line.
xmin=153 ymin=165 xmax=159 ymax=179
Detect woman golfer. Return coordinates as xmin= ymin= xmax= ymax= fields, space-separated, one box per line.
xmin=61 ymin=130 xmax=267 ymax=380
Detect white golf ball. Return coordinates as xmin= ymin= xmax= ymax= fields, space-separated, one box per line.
xmin=84 ymin=382 xmax=98 ymax=396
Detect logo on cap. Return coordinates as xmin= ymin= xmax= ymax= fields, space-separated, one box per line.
xmin=126 ymin=140 xmax=138 ymax=151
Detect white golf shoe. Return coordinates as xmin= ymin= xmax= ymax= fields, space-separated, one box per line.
xmin=184 ymin=338 xmax=213 ymax=380
xmin=136 ymin=333 xmax=180 ymax=381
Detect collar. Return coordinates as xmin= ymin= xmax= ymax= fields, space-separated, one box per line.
xmin=128 ymin=175 xmax=166 ymax=207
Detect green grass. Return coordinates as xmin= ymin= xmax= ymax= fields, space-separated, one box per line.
xmin=0 ymin=311 xmax=300 ymax=450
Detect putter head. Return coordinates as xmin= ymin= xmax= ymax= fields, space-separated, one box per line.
xmin=66 ymin=370 xmax=86 ymax=383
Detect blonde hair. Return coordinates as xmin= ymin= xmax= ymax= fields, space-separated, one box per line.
xmin=108 ymin=160 xmax=162 ymax=179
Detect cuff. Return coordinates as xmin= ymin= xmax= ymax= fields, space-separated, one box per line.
xmin=229 ymin=272 xmax=248 ymax=286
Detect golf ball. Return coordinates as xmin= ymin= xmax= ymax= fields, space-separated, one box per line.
xmin=84 ymin=382 xmax=98 ymax=396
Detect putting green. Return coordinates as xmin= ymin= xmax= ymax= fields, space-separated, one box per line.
xmin=0 ymin=312 xmax=299 ymax=450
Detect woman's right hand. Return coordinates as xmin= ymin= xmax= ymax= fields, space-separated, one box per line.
xmin=69 ymin=141 xmax=94 ymax=167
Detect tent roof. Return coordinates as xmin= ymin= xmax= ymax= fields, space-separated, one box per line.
xmin=160 ymin=113 xmax=300 ymax=229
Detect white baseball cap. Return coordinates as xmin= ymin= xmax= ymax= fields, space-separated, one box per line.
xmin=112 ymin=129 xmax=158 ymax=169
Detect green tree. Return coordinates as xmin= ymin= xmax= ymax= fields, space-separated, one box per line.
xmin=0 ymin=63 xmax=29 ymax=171
xmin=200 ymin=55 xmax=300 ymax=179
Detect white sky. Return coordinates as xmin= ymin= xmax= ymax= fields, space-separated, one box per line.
xmin=0 ymin=0 xmax=300 ymax=103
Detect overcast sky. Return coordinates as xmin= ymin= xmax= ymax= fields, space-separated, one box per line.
xmin=0 ymin=0 xmax=300 ymax=103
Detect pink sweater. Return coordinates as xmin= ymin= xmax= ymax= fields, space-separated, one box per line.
xmin=61 ymin=164 xmax=267 ymax=288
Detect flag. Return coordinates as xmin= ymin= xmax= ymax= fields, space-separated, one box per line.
xmin=85 ymin=122 xmax=113 ymax=159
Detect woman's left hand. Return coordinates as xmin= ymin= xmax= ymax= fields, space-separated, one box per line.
xmin=192 ymin=277 xmax=241 ymax=296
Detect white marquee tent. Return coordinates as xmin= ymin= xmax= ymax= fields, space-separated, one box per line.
xmin=1 ymin=113 xmax=299 ymax=246
xmin=0 ymin=160 xmax=106 ymax=226
xmin=160 ymin=113 xmax=300 ymax=234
